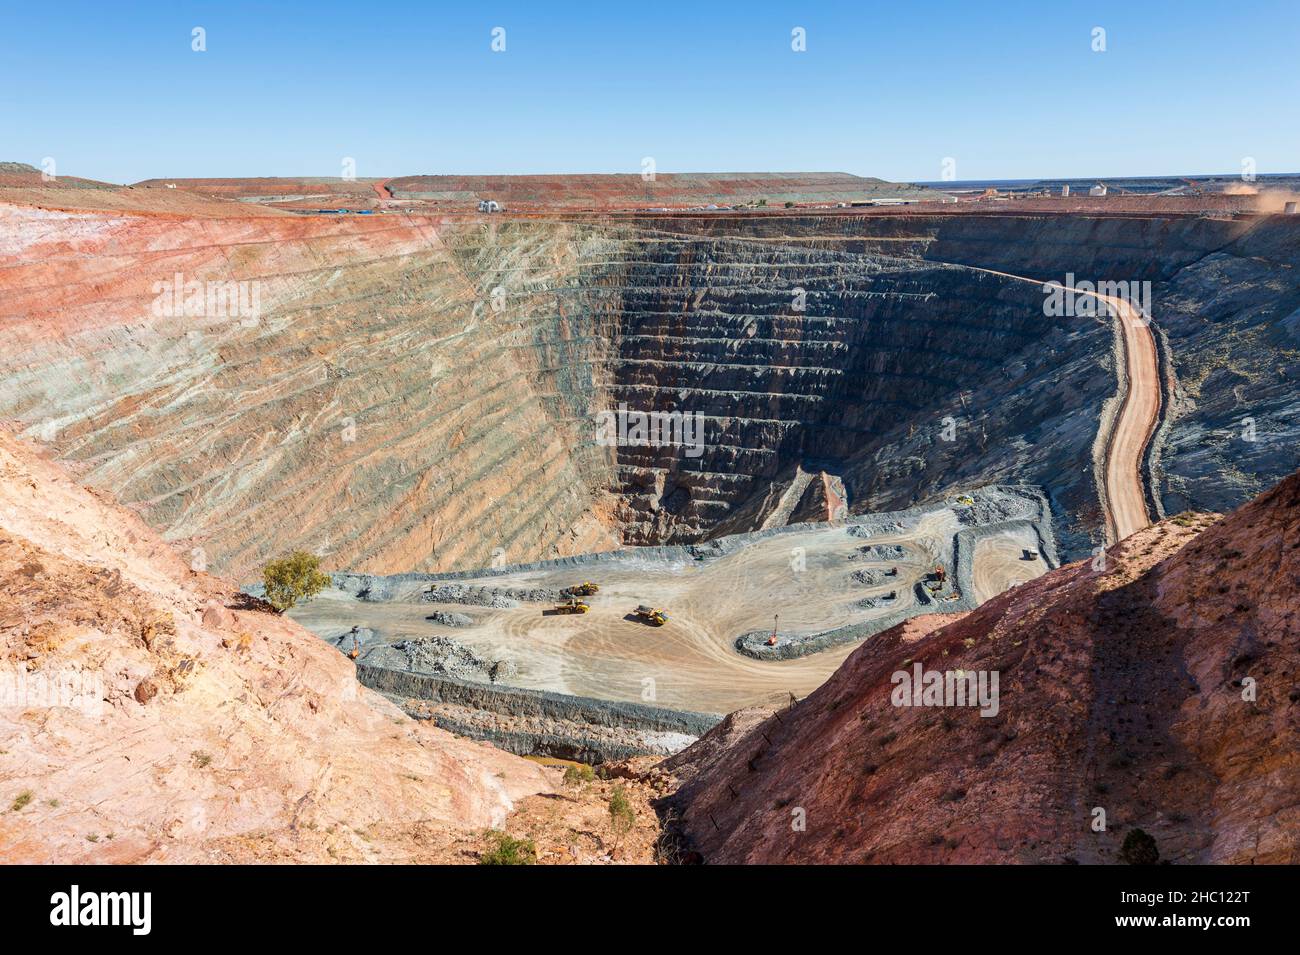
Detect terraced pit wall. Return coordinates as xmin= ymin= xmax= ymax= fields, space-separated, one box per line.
xmin=589 ymin=224 xmax=1109 ymax=556
xmin=628 ymin=212 xmax=1300 ymax=532
xmin=4 ymin=205 xmax=1296 ymax=578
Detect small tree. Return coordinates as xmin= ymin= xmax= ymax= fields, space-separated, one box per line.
xmin=262 ymin=551 xmax=331 ymax=612
xmin=608 ymin=784 xmax=636 ymax=853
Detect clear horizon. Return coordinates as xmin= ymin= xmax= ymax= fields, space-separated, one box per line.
xmin=8 ymin=163 xmax=1300 ymax=187
xmin=2 ymin=0 xmax=1297 ymax=184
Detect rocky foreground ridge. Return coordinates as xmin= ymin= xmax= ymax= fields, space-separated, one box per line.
xmin=661 ymin=470 xmax=1300 ymax=863
xmin=0 ymin=431 xmax=557 ymax=863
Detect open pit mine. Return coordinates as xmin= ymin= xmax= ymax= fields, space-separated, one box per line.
xmin=2 ymin=166 xmax=1298 ymax=865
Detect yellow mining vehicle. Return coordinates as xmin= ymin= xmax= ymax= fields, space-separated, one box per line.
xmin=552 ymin=598 xmax=590 ymax=615
xmin=567 ymin=581 xmax=599 ymax=596
xmin=634 ymin=604 xmax=668 ymax=627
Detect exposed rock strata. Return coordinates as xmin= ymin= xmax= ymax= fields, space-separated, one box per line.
xmin=3 ymin=200 xmax=1296 ymax=576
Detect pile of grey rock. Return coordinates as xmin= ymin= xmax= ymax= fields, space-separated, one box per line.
xmin=393 ymin=636 xmax=517 ymax=683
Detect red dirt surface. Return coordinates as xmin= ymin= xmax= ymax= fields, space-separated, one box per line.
xmin=665 ymin=476 xmax=1300 ymax=864
xmin=130 ymin=177 xmax=386 ymax=212
xmin=6 ymin=164 xmax=1272 ymax=220
xmin=384 ymin=171 xmax=939 ymax=210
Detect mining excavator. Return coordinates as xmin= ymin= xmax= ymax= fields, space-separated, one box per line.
xmin=633 ymin=604 xmax=668 ymax=627
xmin=566 ymin=581 xmax=599 ymax=596
xmin=924 ymin=565 xmax=948 ymax=594
xmin=552 ymin=597 xmax=590 ymax=615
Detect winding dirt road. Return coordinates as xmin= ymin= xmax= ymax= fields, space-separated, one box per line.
xmin=1097 ymin=293 xmax=1161 ymax=543
xmin=967 ymin=267 xmax=1161 ymax=544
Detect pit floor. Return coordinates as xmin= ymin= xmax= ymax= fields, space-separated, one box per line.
xmin=291 ymin=512 xmax=1046 ymax=714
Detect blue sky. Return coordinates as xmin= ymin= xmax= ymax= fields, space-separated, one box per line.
xmin=2 ymin=0 xmax=1296 ymax=183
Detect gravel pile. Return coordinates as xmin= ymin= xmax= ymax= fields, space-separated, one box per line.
xmin=393 ymin=636 xmax=516 ymax=683
xmin=850 ymin=568 xmax=888 ymax=586
xmin=850 ymin=543 xmax=907 ymax=562
xmin=425 ymin=610 xmax=473 ymax=627
xmin=421 ymin=583 xmax=563 ymax=608
xmin=846 ymin=521 xmax=905 ymax=539
xmin=954 ymin=493 xmax=1033 ymax=527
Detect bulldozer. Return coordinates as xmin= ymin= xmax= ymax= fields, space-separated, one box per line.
xmin=552 ymin=597 xmax=590 ymax=615
xmin=566 ymin=581 xmax=599 ymax=597
xmin=633 ymin=604 xmax=668 ymax=627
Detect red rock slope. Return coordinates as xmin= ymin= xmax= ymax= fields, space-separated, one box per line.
xmin=0 ymin=431 xmax=555 ymax=863
xmin=666 ymin=474 xmax=1300 ymax=864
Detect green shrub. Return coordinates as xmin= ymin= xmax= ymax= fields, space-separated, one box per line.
xmin=563 ymin=764 xmax=595 ymax=785
xmin=10 ymin=790 xmax=33 ymax=812
xmin=478 ymin=830 xmax=537 ymax=865
xmin=262 ymin=551 xmax=331 ymax=612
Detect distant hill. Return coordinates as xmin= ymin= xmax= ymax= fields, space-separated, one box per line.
xmin=385 ymin=171 xmax=946 ymax=209
xmin=0 ymin=161 xmax=116 ymax=191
